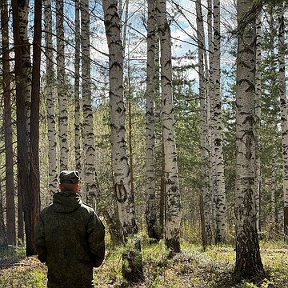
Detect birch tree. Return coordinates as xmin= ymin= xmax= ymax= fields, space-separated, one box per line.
xmin=196 ymin=0 xmax=212 ymax=246
xmin=102 ymin=0 xmax=144 ymax=282
xmin=2 ymin=0 xmax=16 ymax=246
xmin=234 ymin=0 xmax=264 ymax=277
xmin=157 ymin=0 xmax=181 ymax=253
xmin=81 ymin=0 xmax=98 ymax=208
xmin=211 ymin=0 xmax=226 ymax=243
xmin=74 ymin=0 xmax=81 ymax=172
xmin=57 ymin=0 xmax=69 ymax=170
xmin=255 ymin=12 xmax=262 ymax=232
xmin=145 ymin=0 xmax=160 ymax=241
xmin=278 ymin=3 xmax=288 ymax=239
xmin=44 ymin=0 xmax=58 ymax=195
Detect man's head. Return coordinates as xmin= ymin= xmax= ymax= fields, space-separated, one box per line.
xmin=59 ymin=170 xmax=80 ymax=192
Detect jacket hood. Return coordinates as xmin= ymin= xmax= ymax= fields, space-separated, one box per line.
xmin=53 ymin=191 xmax=82 ymax=213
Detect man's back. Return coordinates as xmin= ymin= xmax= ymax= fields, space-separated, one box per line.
xmin=36 ymin=190 xmax=105 ymax=288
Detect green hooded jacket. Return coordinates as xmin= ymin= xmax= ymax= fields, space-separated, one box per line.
xmin=35 ymin=191 xmax=105 ymax=288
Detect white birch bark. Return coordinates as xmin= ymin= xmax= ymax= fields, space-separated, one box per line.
xmin=271 ymin=149 xmax=278 ymax=225
xmin=81 ymin=0 xmax=98 ymax=208
xmin=196 ymin=0 xmax=212 ymax=246
xmin=157 ymin=0 xmax=181 ymax=253
xmin=234 ymin=0 xmax=263 ymax=277
xmin=278 ymin=4 xmax=288 ymax=237
xmin=211 ymin=0 xmax=226 ymax=243
xmin=18 ymin=0 xmax=31 ymax=159
xmin=56 ymin=0 xmax=69 ymax=170
xmin=145 ymin=0 xmax=159 ymax=240
xmin=74 ymin=0 xmax=81 ymax=172
xmin=103 ymin=0 xmax=138 ymax=239
xmin=44 ymin=0 xmax=58 ymax=195
xmin=207 ymin=0 xmax=216 ymax=237
xmin=255 ymin=12 xmax=262 ymax=232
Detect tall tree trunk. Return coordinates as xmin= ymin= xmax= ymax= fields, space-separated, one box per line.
xmin=74 ymin=0 xmax=82 ymax=172
xmin=207 ymin=0 xmax=215 ymax=239
xmin=278 ymin=3 xmax=288 ymax=240
xmin=2 ymin=0 xmax=16 ymax=246
xmin=211 ymin=0 xmax=226 ymax=244
xmin=29 ymin=0 xmax=42 ymax=253
xmin=44 ymin=0 xmax=58 ymax=195
xmin=157 ymin=0 xmax=181 ymax=254
xmin=57 ymin=0 xmax=69 ymax=170
xmin=81 ymin=0 xmax=98 ymax=208
xmin=196 ymin=0 xmax=212 ymax=247
xmin=12 ymin=0 xmax=31 ymax=256
xmin=234 ymin=0 xmax=264 ymax=278
xmin=255 ymin=12 xmax=262 ymax=233
xmin=102 ymin=0 xmax=143 ymax=282
xmin=145 ymin=0 xmax=160 ymax=241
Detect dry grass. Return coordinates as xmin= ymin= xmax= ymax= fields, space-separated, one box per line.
xmin=1 ymin=240 xmax=288 ymax=287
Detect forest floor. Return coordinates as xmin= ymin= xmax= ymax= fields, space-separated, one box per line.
xmin=0 ymin=240 xmax=288 ymax=288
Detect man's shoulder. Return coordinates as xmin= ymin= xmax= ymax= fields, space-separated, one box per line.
xmin=40 ymin=204 xmax=53 ymax=214
xmin=79 ymin=202 xmax=95 ymax=214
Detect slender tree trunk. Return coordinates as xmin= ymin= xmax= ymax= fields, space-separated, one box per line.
xmin=157 ymin=0 xmax=181 ymax=254
xmin=2 ymin=0 xmax=16 ymax=246
xmin=57 ymin=0 xmax=69 ymax=170
xmin=234 ymin=0 xmax=264 ymax=278
xmin=278 ymin=3 xmax=288 ymax=240
xmin=81 ymin=0 xmax=98 ymax=208
xmin=29 ymin=0 xmax=42 ymax=253
xmin=211 ymin=0 xmax=226 ymax=243
xmin=207 ymin=0 xmax=215 ymax=240
xmin=196 ymin=0 xmax=212 ymax=247
xmin=102 ymin=0 xmax=143 ymax=282
xmin=255 ymin=12 xmax=262 ymax=233
xmin=145 ymin=0 xmax=160 ymax=241
xmin=74 ymin=0 xmax=82 ymax=172
xmin=12 ymin=0 xmax=31 ymax=255
xmin=44 ymin=0 xmax=58 ymax=195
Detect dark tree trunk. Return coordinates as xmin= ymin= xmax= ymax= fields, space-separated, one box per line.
xmin=103 ymin=207 xmax=123 ymax=246
xmin=2 ymin=0 xmax=16 ymax=246
xmin=29 ymin=0 xmax=42 ymax=253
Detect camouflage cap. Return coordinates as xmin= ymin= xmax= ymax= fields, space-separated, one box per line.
xmin=59 ymin=170 xmax=80 ymax=184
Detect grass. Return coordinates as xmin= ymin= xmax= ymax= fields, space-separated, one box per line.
xmin=0 ymin=240 xmax=288 ymax=287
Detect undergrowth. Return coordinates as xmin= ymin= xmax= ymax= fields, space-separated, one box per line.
xmin=0 ymin=240 xmax=288 ymax=287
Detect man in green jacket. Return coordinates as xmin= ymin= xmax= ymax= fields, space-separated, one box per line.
xmin=35 ymin=170 xmax=105 ymax=288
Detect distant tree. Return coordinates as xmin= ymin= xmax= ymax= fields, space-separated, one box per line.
xmin=234 ymin=0 xmax=264 ymax=278
xmin=2 ymin=0 xmax=16 ymax=246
